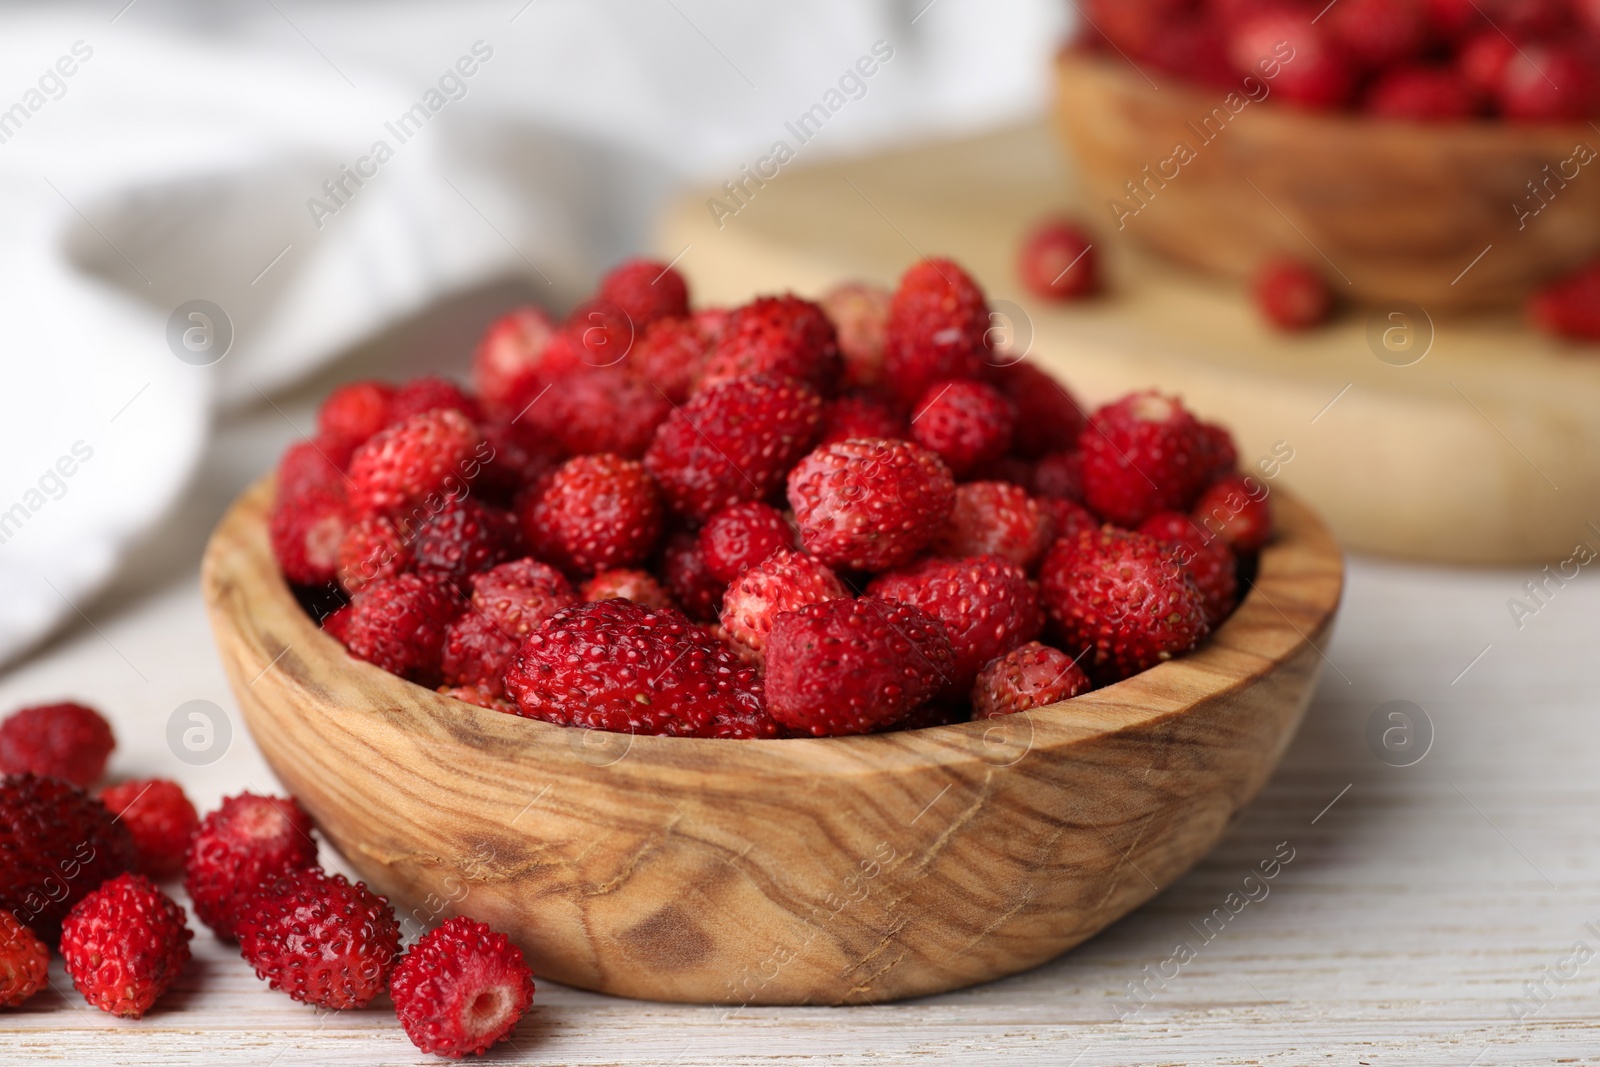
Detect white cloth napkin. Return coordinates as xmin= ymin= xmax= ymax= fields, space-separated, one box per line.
xmin=0 ymin=0 xmax=1066 ymax=667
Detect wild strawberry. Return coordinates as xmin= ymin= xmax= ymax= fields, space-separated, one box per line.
xmin=930 ymin=481 xmax=1054 ymax=569
xmin=1253 ymin=257 xmax=1334 ymax=331
xmin=820 ymin=281 xmax=892 ymax=389
xmin=505 ymin=600 xmax=774 ymax=737
xmin=1228 ymin=9 xmax=1355 ymax=109
xmin=1138 ymin=511 xmax=1240 ymax=625
xmin=628 ymin=315 xmax=710 ymax=403
xmin=973 ymin=454 xmax=1036 ymax=489
xmin=321 ymin=604 xmax=352 ymax=643
xmin=237 ymin=867 xmax=399 ymax=1010
xmin=910 ymin=379 xmax=1016 ymax=478
xmin=1142 ymin=15 xmax=1237 ymax=86
xmin=519 ymin=454 xmax=662 ymax=575
xmin=1366 ymin=66 xmax=1478 ymax=120
xmin=645 ymin=373 xmax=824 ymax=524
xmin=412 ymin=498 xmax=522 ymax=586
xmin=341 ymin=573 xmax=463 ymax=685
xmin=455 ymin=559 xmax=574 ymax=660
xmin=696 ymin=295 xmax=843 ymax=396
xmin=316 ymin=380 xmax=394 ymax=452
xmin=818 ymin=393 xmax=909 ymax=447
xmin=336 ymin=513 xmax=412 ymax=593
xmin=440 ymin=613 xmax=518 ymax=695
xmin=97 ymin=779 xmax=198 ymax=881
xmin=867 ymin=556 xmax=1044 ymax=691
xmin=787 ymin=438 xmax=956 ymax=571
xmin=0 ymin=909 xmax=49 ymax=1007
xmin=1192 ymin=474 xmax=1274 ymax=552
xmin=472 ymin=306 xmax=565 ymax=419
xmin=475 ymin=420 xmax=563 ymax=504
xmin=580 ymin=568 xmax=675 ymax=610
xmin=347 ymin=409 xmax=484 ymax=520
xmin=764 ymin=597 xmax=956 ymax=736
xmin=985 ymin=360 xmax=1088 ymax=459
xmin=391 ymin=916 xmax=535 ymax=1058
xmin=1039 ymin=496 xmax=1099 ymax=545
xmin=1033 ymin=450 xmax=1084 ymax=501
xmin=659 ymin=531 xmax=726 ymax=622
xmin=971 ymin=641 xmax=1092 ymax=719
xmin=184 ymin=793 xmax=317 ymax=941
xmin=563 ymin=298 xmax=637 ymax=368
xmin=598 ymin=257 xmax=690 ymax=326
xmin=694 ymin=306 xmax=732 ymax=345
xmin=1018 ymin=219 xmax=1099 ymax=300
xmin=883 ymin=258 xmax=990 ymax=406
xmin=276 ymin=437 xmax=351 ymax=500
xmin=1498 ymin=44 xmax=1596 ymax=121
xmin=0 ymin=774 xmax=133 ymax=941
xmin=389 ymin=376 xmax=482 ymax=425
xmin=719 ymin=548 xmax=849 ymax=654
xmin=1079 ymin=391 xmax=1212 ymax=527
xmin=698 ymin=502 xmax=794 ymax=583
xmin=1039 ymin=526 xmax=1209 ymax=683
xmin=1325 ymin=0 xmax=1430 ymax=69
xmin=269 ymin=483 xmax=348 ymax=587
xmin=1458 ymin=30 xmax=1516 ymax=96
xmin=0 ymin=701 xmax=114 ymax=786
xmin=1530 ymin=260 xmax=1600 ymax=340
xmin=60 ymin=873 xmax=191 ymax=1018
xmin=1198 ymin=421 xmax=1240 ymax=482
xmin=542 ymin=367 xmax=671 ymax=459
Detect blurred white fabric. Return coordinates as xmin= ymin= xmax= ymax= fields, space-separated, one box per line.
xmin=0 ymin=0 xmax=1067 ymax=666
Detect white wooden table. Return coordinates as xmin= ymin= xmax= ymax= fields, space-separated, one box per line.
xmin=2 ymin=293 xmax=1596 ymax=1065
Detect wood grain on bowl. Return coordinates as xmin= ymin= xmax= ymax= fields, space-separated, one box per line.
xmin=202 ymin=474 xmax=1342 ymax=1005
xmin=1054 ymin=51 xmax=1600 ymax=309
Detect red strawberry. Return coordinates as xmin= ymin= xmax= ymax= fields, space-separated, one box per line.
xmin=60 ymin=873 xmax=191 ymax=1018
xmin=237 ymin=867 xmax=399 ymax=1010
xmin=930 ymin=481 xmax=1055 ymax=569
xmin=321 ymin=604 xmax=352 ymax=643
xmin=580 ymin=568 xmax=675 ymax=610
xmin=883 ymin=257 xmax=991 ymax=404
xmin=542 ymin=367 xmax=671 ymax=459
xmin=341 ymin=572 xmax=463 ymax=684
xmin=1192 ymin=474 xmax=1274 ymax=552
xmin=1324 ymin=0 xmax=1431 ymax=70
xmin=475 ymin=419 xmax=564 ymax=504
xmin=1039 ymin=497 xmax=1100 ymax=546
xmin=867 ymin=556 xmax=1045 ymax=691
xmin=1253 ymin=257 xmax=1334 ymax=330
xmin=336 ymin=513 xmax=412 ymax=594
xmin=346 ymin=409 xmax=484 ymax=520
xmin=1228 ymin=9 xmax=1355 ymax=109
xmin=764 ymin=597 xmax=956 ymax=736
xmin=504 ymin=600 xmax=774 ymax=737
xmin=0 ymin=774 xmax=134 ymax=941
xmin=468 ymin=558 xmax=577 ymax=634
xmin=659 ymin=531 xmax=726 ymax=623
xmin=183 ymin=793 xmax=317 ymax=941
xmin=1038 ymin=526 xmax=1210 ymax=682
xmin=1138 ymin=511 xmax=1240 ymax=625
xmin=0 ymin=701 xmax=114 ymax=786
xmin=519 ymin=454 xmax=663 ymax=575
xmin=628 ymin=315 xmax=710 ymax=403
xmin=562 ymin=299 xmax=636 ymax=368
xmin=1530 ymin=259 xmax=1600 ymax=340
xmin=818 ymin=393 xmax=909 ymax=447
xmin=645 ymin=373 xmax=824 ymax=523
xmin=598 ymin=257 xmax=690 ymax=326
xmin=1458 ymin=30 xmax=1516 ymax=96
xmin=316 ymin=380 xmax=394 ymax=452
xmin=696 ymin=295 xmax=843 ymax=396
xmin=391 ymin=916 xmax=535 ymax=1058
xmin=1032 ymin=450 xmax=1084 ymax=502
xmin=1497 ymin=44 xmax=1596 ymax=121
xmin=0 ymin=909 xmax=49 ymax=1007
xmin=412 ymin=498 xmax=521 ymax=586
xmin=1018 ymin=219 xmax=1099 ymax=300
xmin=910 ymin=379 xmax=1016 ymax=478
xmin=440 ymin=613 xmax=518 ymax=695
xmin=698 ymin=502 xmax=794 ymax=583
xmin=389 ymin=376 xmax=482 ymax=425
xmin=1366 ymin=66 xmax=1478 ymax=120
xmin=1198 ymin=421 xmax=1240 ymax=482
xmin=1141 ymin=15 xmax=1237 ymax=86
xmin=972 ymin=641 xmax=1092 ymax=718
xmin=97 ymin=779 xmax=199 ymax=881
xmin=819 ymin=281 xmax=892 ymax=389
xmin=719 ymin=548 xmax=849 ymax=654
xmin=275 ymin=437 xmax=351 ymax=500
xmin=269 ymin=482 xmax=348 ymax=587
xmin=1079 ymin=391 xmax=1212 ymax=527
xmin=472 ymin=306 xmax=565 ymax=419
xmin=787 ymin=437 xmax=956 ymax=571
xmin=985 ymin=360 xmax=1088 ymax=459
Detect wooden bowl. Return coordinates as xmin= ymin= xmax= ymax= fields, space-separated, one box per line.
xmin=1054 ymin=50 xmax=1600 ymax=310
xmin=201 ymin=474 xmax=1343 ymax=1005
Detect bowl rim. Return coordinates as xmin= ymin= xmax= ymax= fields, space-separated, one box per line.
xmin=203 ymin=472 xmax=1344 ymax=777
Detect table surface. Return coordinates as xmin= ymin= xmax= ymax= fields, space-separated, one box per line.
xmin=3 ymin=289 xmax=1598 ymax=1066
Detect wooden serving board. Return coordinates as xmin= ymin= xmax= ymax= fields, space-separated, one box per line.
xmin=655 ymin=123 xmax=1600 ymax=565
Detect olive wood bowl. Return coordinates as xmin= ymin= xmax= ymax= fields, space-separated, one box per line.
xmin=1054 ymin=50 xmax=1600 ymax=310
xmin=201 ymin=473 xmax=1343 ymax=1005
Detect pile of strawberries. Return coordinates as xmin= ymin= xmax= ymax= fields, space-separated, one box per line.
xmin=0 ymin=701 xmax=532 ymax=1057
xmin=1080 ymin=0 xmax=1600 ymax=121
xmin=269 ymin=255 xmax=1273 ymax=739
